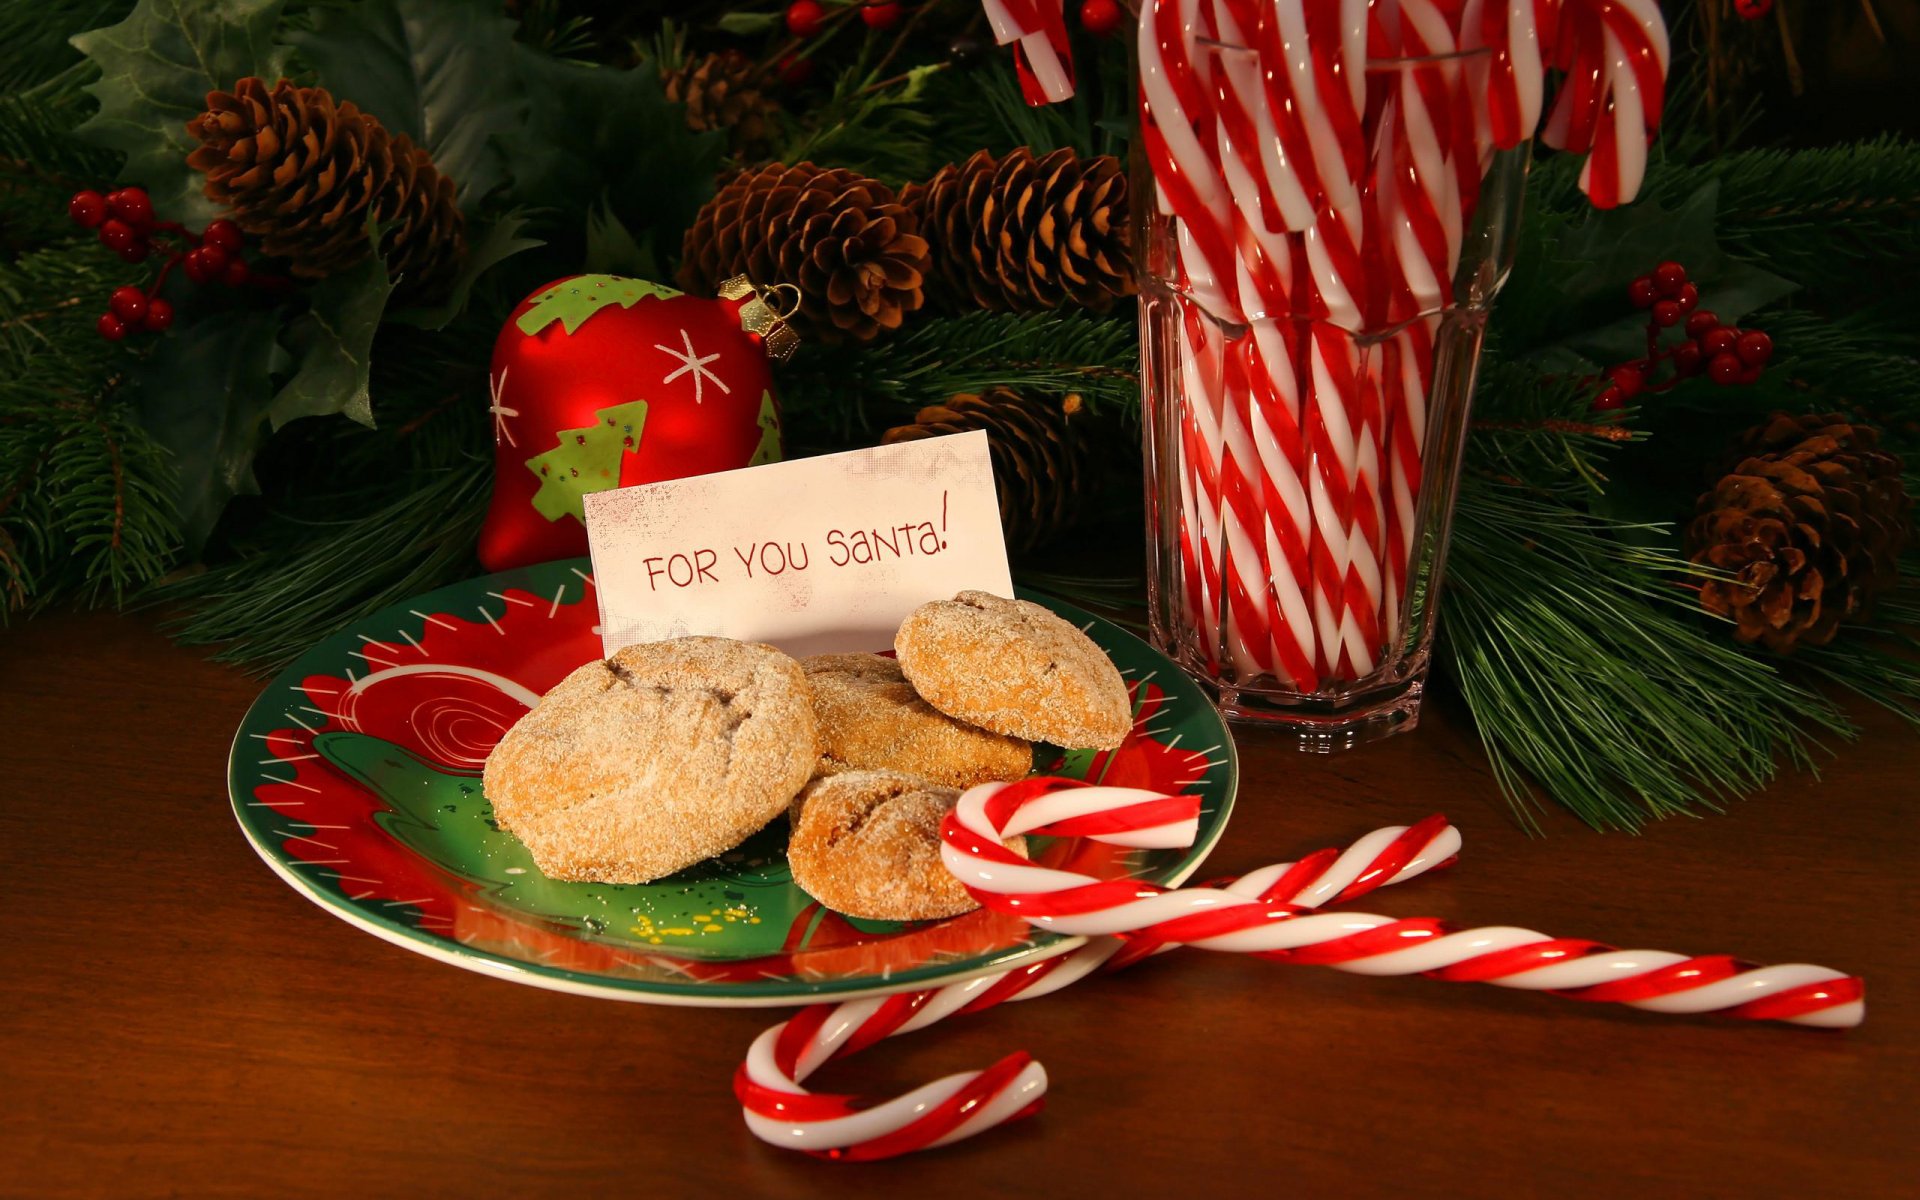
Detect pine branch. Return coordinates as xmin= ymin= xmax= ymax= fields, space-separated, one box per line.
xmin=1466 ymin=362 xmax=1644 ymax=495
xmin=159 ymin=464 xmax=489 ymax=671
xmin=776 ymin=309 xmax=1138 ymax=445
xmin=777 ymin=56 xmax=944 ymax=184
xmin=1753 ymin=306 xmax=1920 ymax=439
xmin=1442 ymin=480 xmax=1853 ymax=833
xmin=0 ymin=237 xmax=182 ymax=617
xmin=1644 ymin=136 xmax=1920 ymax=289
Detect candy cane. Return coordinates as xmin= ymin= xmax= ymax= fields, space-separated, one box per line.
xmin=1140 ymin=0 xmax=1240 ymax=320
xmin=1241 ymin=320 xmax=1319 ymax=689
xmin=943 ymin=781 xmax=1865 ymax=1029
xmin=738 ymin=781 xmax=1462 ymax=1159
xmin=1176 ymin=297 xmax=1227 ymax=669
xmin=982 ymin=0 xmax=1076 ymax=104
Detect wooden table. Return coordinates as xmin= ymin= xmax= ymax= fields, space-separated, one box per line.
xmin=4 ymin=610 xmax=1913 ymax=1197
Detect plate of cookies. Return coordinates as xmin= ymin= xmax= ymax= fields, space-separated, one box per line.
xmin=229 ymin=559 xmax=1236 ymax=1006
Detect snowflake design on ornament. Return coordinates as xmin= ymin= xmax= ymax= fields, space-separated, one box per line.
xmin=488 ymin=366 xmax=518 ymax=447
xmin=655 ymin=328 xmax=730 ymax=405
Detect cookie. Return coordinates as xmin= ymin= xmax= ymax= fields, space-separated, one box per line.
xmin=802 ymin=653 xmax=1032 ymax=788
xmin=894 ymin=591 xmax=1132 ymax=750
xmin=482 ymin=636 xmax=818 ymax=884
xmin=786 ymin=770 xmax=1026 ymax=921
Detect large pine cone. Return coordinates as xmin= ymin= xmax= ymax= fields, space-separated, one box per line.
xmin=1685 ymin=412 xmax=1910 ymax=653
xmin=882 ymin=387 xmax=1089 ymax=553
xmin=901 ymin=147 xmax=1133 ymax=313
xmin=661 ymin=51 xmax=778 ymax=158
xmin=677 ymin=161 xmax=929 ymax=344
xmin=185 ymin=77 xmax=466 ymax=302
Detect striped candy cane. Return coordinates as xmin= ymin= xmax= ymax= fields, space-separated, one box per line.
xmin=737 ymin=780 xmax=1461 ymax=1160
xmin=943 ymin=781 xmax=1865 ymax=1028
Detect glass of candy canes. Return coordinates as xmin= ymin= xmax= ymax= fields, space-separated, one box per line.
xmin=1134 ymin=1 xmax=1578 ymax=746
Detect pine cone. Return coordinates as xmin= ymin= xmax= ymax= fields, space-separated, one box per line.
xmin=882 ymin=387 xmax=1089 ymax=553
xmin=661 ymin=51 xmax=779 ymax=158
xmin=1685 ymin=412 xmax=1911 ymax=653
xmin=901 ymin=147 xmax=1133 ymax=314
xmin=185 ymin=77 xmax=466 ymax=302
xmin=677 ymin=161 xmax=929 ymax=344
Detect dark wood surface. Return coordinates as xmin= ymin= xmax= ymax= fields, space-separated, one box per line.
xmin=4 ymin=610 xmax=1914 ymax=1198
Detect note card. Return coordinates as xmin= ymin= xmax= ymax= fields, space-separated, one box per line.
xmin=583 ymin=430 xmax=1012 ymax=657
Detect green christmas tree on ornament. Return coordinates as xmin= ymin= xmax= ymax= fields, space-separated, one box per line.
xmin=525 ymin=399 xmax=649 ymax=521
xmin=515 ymin=275 xmax=683 ymax=337
xmin=749 ymin=391 xmax=781 ymax=467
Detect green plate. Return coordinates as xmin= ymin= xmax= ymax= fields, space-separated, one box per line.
xmin=228 ymin=559 xmax=1237 ymax=1006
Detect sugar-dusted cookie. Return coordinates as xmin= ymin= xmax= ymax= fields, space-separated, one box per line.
xmin=894 ymin=591 xmax=1132 ymax=750
xmin=482 ymin=636 xmax=818 ymax=883
xmin=802 ymin=652 xmax=1032 ymax=788
xmin=786 ymin=770 xmax=1025 ymax=921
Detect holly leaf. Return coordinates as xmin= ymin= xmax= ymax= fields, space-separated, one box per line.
xmin=387 ymin=210 xmax=543 ymax=329
xmin=1524 ymin=182 xmax=1800 ymax=375
xmin=583 ymin=201 xmax=657 ymax=278
xmin=289 ymin=0 xmax=526 ymax=208
xmin=270 ymin=241 xmax=395 ymax=430
xmin=131 ymin=308 xmax=288 ymax=554
xmin=715 ymin=11 xmax=782 ymax=35
xmin=70 ymin=0 xmax=292 ymax=224
xmin=497 ymin=49 xmax=724 ymax=271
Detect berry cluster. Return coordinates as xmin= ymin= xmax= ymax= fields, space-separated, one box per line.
xmin=1592 ymin=260 xmax=1774 ymax=412
xmin=68 ymin=185 xmax=278 ymax=341
xmin=1626 ymin=260 xmax=1700 ymax=330
xmin=785 ymin=1 xmax=904 ymax=36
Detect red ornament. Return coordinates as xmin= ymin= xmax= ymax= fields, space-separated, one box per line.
xmin=786 ymin=0 xmax=826 ymax=38
xmin=1735 ymin=0 xmax=1772 ymax=18
xmin=1079 ymin=0 xmax=1125 ymax=36
xmin=860 ymin=2 xmax=903 ymax=29
xmin=478 ymin=275 xmax=795 ymax=573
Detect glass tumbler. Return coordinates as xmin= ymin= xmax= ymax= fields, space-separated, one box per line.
xmin=1137 ymin=51 xmax=1530 ymax=749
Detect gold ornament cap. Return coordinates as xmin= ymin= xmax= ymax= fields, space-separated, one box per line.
xmin=718 ymin=275 xmax=801 ymax=363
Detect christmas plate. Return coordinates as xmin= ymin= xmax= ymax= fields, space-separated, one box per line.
xmin=228 ymin=559 xmax=1237 ymax=1006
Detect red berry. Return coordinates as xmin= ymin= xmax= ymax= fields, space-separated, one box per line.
xmin=109 ymin=285 xmax=148 ymax=323
xmin=1652 ymin=299 xmax=1682 ymax=328
xmin=1080 ymin=0 xmax=1126 ymax=35
xmin=221 ymin=256 xmax=250 ymax=287
xmin=183 ymin=247 xmax=215 ymax=283
xmin=1737 ymin=363 xmax=1764 ymax=385
xmin=106 ymin=187 xmax=154 ymax=230
xmin=1684 ymin=310 xmax=1720 ymax=339
xmin=860 ymin=2 xmax=902 ymax=29
xmin=1700 ymin=327 xmax=1738 ymax=358
xmin=1671 ymin=341 xmax=1704 ymax=376
xmin=97 ymin=218 xmax=134 ymax=250
xmin=1709 ymin=352 xmax=1743 ymax=385
xmin=1736 ymin=329 xmax=1773 ymax=366
xmin=116 ymin=239 xmax=150 ymax=264
xmin=1653 ymin=261 xmax=1688 ymax=295
xmin=1591 ymin=387 xmax=1625 ymax=412
xmin=1735 ymin=0 xmax=1772 ymax=19
xmin=203 ymin=218 xmax=244 ymax=253
xmin=69 ymin=190 xmax=107 ymax=229
xmin=143 ymin=297 xmax=173 ymax=332
xmin=785 ymin=0 xmax=826 ymax=37
xmin=97 ymin=312 xmax=127 ymax=341
xmin=1606 ymin=364 xmax=1645 ymax=398
xmin=1675 ymin=282 xmax=1699 ymax=313
xmin=1628 ymin=276 xmax=1657 ymax=308
xmin=197 ymin=243 xmax=230 ymax=276
xmin=777 ymin=54 xmax=816 ymax=85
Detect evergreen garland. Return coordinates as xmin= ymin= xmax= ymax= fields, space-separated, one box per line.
xmin=2 ymin=0 xmax=1916 ymax=831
